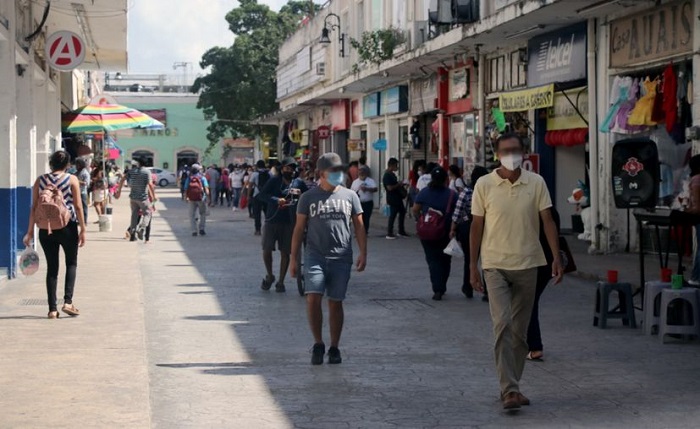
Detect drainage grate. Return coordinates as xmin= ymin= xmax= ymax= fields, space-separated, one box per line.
xmin=371 ymin=298 xmax=434 ymax=310
xmin=18 ymin=299 xmax=63 ymax=306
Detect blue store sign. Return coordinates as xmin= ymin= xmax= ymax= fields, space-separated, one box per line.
xmin=527 ymin=22 xmax=587 ymax=86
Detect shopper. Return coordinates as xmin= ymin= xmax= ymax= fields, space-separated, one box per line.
xmin=383 ymin=157 xmax=408 ymax=239
xmin=23 ymin=150 xmax=86 ymax=319
xmin=290 ymin=152 xmax=367 ymax=365
xmin=258 ymin=157 xmax=308 ymax=292
xmin=250 ymin=160 xmax=271 ymax=235
xmin=350 ymin=165 xmax=378 ymax=234
xmin=205 ymin=165 xmax=220 ymax=207
xmin=75 ymin=158 xmax=90 ymax=224
xmin=412 ymin=166 xmax=455 ymax=300
xmin=230 ymin=165 xmax=245 ymax=210
xmin=115 ymin=157 xmax=153 ymax=241
xmin=470 ymin=133 xmax=562 ymax=410
xmin=91 ymin=164 xmax=106 ymax=221
xmin=220 ymin=168 xmax=231 ymax=207
xmin=184 ymin=164 xmax=210 ymax=236
xmin=448 ymin=164 xmax=466 ymax=193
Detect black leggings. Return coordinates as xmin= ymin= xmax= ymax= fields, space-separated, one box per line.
xmin=39 ymin=222 xmax=79 ymax=311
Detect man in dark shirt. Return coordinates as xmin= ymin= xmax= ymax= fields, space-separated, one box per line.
xmin=116 ymin=157 xmax=153 ymax=241
xmin=257 ymin=157 xmax=308 ymax=292
xmin=382 ymin=157 xmax=408 ymax=239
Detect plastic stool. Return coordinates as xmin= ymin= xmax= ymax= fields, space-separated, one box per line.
xmin=593 ymin=282 xmax=637 ymax=329
xmin=643 ymin=281 xmax=671 ymax=335
xmin=658 ymin=288 xmax=700 ymax=342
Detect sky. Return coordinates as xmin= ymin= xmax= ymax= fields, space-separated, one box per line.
xmin=127 ymin=0 xmax=318 ymax=76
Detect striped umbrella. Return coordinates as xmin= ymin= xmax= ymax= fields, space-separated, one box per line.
xmin=62 ymin=102 xmax=165 ymax=133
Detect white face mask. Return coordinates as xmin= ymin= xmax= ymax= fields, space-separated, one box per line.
xmin=499 ymin=154 xmax=523 ymax=171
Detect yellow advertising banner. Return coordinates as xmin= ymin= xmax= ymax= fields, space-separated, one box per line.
xmin=547 ymin=88 xmax=589 ymax=131
xmin=499 ymin=84 xmax=554 ymax=112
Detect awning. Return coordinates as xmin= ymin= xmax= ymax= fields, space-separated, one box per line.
xmin=545 ymin=128 xmax=588 ymax=147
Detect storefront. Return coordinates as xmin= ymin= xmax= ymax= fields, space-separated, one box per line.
xmin=408 ymin=75 xmax=440 ymax=167
xmin=599 ymin=0 xmax=695 ymax=250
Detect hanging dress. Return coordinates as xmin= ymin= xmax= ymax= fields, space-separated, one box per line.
xmin=662 ymin=64 xmax=678 ymax=133
xmin=600 ymin=76 xmax=630 ymax=132
xmin=612 ymin=78 xmax=645 ymax=134
xmin=628 ymin=77 xmax=659 ymax=126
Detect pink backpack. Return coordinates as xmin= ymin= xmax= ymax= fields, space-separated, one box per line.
xmin=35 ymin=174 xmax=72 ymax=234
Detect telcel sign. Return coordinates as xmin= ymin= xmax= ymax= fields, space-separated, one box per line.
xmin=527 ymin=23 xmax=587 ymax=86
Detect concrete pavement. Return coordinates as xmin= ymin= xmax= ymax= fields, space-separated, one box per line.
xmin=1 ymin=188 xmax=700 ymax=428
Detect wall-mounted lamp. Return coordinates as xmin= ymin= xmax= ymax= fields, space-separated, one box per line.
xmin=319 ymin=13 xmax=346 ymax=58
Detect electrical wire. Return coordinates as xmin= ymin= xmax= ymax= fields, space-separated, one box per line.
xmin=25 ymin=0 xmax=50 ymax=41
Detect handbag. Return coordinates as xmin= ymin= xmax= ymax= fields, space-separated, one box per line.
xmin=558 ymin=236 xmax=576 ymax=274
xmin=416 ymin=191 xmax=455 ymax=241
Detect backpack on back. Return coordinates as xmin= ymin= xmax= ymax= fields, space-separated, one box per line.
xmin=257 ymin=170 xmax=270 ymax=190
xmin=35 ymin=174 xmax=72 ymax=234
xmin=416 ymin=191 xmax=455 ymax=241
xmin=187 ymin=175 xmax=204 ymax=201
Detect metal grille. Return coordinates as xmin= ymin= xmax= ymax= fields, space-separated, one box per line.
xmin=371 ymin=298 xmax=433 ymax=310
xmin=18 ymin=299 xmax=63 ymax=306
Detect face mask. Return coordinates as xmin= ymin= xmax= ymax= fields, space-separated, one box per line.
xmin=500 ymin=154 xmax=523 ymax=171
xmin=282 ymin=171 xmax=294 ymax=180
xmin=327 ymin=171 xmax=344 ymax=187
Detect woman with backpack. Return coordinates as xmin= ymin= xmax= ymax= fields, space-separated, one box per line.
xmin=23 ymin=150 xmax=86 ymax=319
xmin=412 ymin=166 xmax=456 ymax=301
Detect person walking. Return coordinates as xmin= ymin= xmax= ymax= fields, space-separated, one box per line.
xmin=469 ymin=133 xmax=563 ymax=410
xmin=205 ymin=165 xmax=220 ymax=207
xmin=412 ymin=167 xmax=456 ymax=301
xmin=220 ymin=168 xmax=231 ymax=207
xmin=230 ymin=165 xmax=245 ymax=210
xmin=258 ymin=157 xmax=308 ymax=292
xmin=527 ymin=208 xmax=561 ymax=361
xmin=178 ymin=164 xmax=189 ymax=200
xmin=23 ymin=150 xmax=86 ymax=319
xmin=184 ymin=164 xmax=210 ymax=236
xmin=448 ymin=165 xmax=467 ymax=193
xmin=450 ymin=166 xmax=489 ymax=300
xmin=250 ymin=160 xmax=271 ymax=235
xmin=290 ymin=152 xmax=367 ymax=365
xmin=91 ymin=164 xmax=106 ymax=221
xmin=116 ymin=157 xmax=153 ymax=241
xmin=75 ymin=158 xmax=90 ymax=224
xmin=350 ymin=165 xmax=378 ymax=234
xmin=383 ymin=157 xmax=408 ymax=239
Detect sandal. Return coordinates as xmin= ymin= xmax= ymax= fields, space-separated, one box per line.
xmin=261 ymin=275 xmax=275 ymax=291
xmin=61 ymin=304 xmax=80 ymax=317
xmin=47 ymin=311 xmax=59 ymax=319
xmin=526 ymin=351 xmax=544 ymax=361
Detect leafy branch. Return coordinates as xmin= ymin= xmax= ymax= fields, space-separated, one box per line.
xmin=350 ymin=27 xmax=406 ymax=72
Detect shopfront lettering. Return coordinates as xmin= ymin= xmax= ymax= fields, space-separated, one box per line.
xmin=610 ymin=0 xmax=692 ymax=68
xmin=527 ymin=22 xmax=586 ymax=86
xmin=135 ymin=127 xmax=179 ymax=137
xmin=499 ymin=84 xmax=554 ymax=112
xmin=539 ymin=34 xmax=574 ymax=72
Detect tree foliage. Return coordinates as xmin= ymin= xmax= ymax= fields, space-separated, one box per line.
xmin=193 ymin=0 xmax=319 ymax=146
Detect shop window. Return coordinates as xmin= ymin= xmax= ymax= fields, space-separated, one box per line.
xmin=488 ymin=56 xmax=506 ymax=93
xmin=510 ymin=50 xmax=526 ymax=88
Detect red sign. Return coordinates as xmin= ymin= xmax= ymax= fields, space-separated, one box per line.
xmin=623 ymin=157 xmax=644 ymax=177
xmin=523 ymin=154 xmax=540 ymax=174
xmin=317 ymin=126 xmax=331 ymax=139
xmin=46 ymin=31 xmax=86 ymax=71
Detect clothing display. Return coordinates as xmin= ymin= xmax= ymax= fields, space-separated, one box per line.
xmin=628 ymin=77 xmax=659 ymax=127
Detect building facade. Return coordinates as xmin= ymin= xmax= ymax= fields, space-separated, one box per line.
xmin=0 ymin=1 xmax=127 ymax=279
xmin=272 ymin=0 xmax=700 ymax=254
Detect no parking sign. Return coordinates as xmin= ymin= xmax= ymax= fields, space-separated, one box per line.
xmin=46 ymin=31 xmax=86 ymax=71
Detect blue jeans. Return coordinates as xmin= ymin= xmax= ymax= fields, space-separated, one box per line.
xmin=81 ymin=192 xmax=88 ymax=223
xmin=232 ymin=187 xmax=242 ymax=207
xmin=304 ymin=253 xmax=353 ymax=301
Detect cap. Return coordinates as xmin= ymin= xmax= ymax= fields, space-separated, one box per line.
xmin=130 ymin=159 xmax=139 ymax=166
xmin=281 ymin=157 xmax=297 ymax=167
xmin=359 ymin=165 xmax=370 ymax=174
xmin=192 ymin=163 xmax=202 ymax=171
xmin=317 ymin=152 xmax=344 ymax=171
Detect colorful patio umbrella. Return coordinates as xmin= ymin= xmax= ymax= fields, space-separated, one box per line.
xmin=62 ymin=102 xmax=165 ymax=133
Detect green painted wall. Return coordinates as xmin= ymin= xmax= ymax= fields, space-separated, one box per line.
xmin=112 ymin=94 xmax=219 ymax=171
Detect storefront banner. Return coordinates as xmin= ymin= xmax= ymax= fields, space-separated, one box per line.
xmin=609 ymin=0 xmax=693 ymax=68
xmin=450 ymin=116 xmax=465 ymax=158
xmin=499 ymin=84 xmax=554 ymax=112
xmin=347 ymin=139 xmax=366 ymax=151
xmin=528 ymin=22 xmax=587 ymax=86
xmin=449 ymin=68 xmax=469 ymax=101
xmin=547 ymin=88 xmax=588 ymax=131
xmin=410 ymin=76 xmax=437 ymax=115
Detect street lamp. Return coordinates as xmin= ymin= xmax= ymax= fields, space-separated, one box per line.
xmin=319 ymin=13 xmax=345 ymax=58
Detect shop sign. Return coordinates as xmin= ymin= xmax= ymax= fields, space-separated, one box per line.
xmin=290 ymin=129 xmax=303 ymax=143
xmin=527 ymin=22 xmax=587 ymax=86
xmin=46 ymin=31 xmax=86 ymax=71
xmin=499 ymin=84 xmax=554 ymax=112
xmin=381 ymin=86 xmax=409 ymax=115
xmin=132 ymin=128 xmax=179 ymax=137
xmin=363 ymin=93 xmax=380 ymax=118
xmin=347 ymin=139 xmax=366 ymax=151
xmin=609 ymin=0 xmax=693 ymax=68
xmin=523 ymin=154 xmax=540 ymax=174
xmin=449 ymin=68 xmax=470 ymax=100
xmin=547 ymin=88 xmax=588 ymax=131
xmin=410 ymin=76 xmax=437 ymax=115
xmin=317 ymin=126 xmax=331 ymax=139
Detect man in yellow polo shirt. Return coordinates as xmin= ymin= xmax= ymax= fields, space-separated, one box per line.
xmin=470 ymin=133 xmax=563 ymax=411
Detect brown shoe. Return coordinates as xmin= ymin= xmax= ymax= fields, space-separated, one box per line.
xmin=47 ymin=311 xmax=59 ymax=319
xmin=502 ymin=392 xmax=521 ymax=410
xmin=517 ymin=392 xmax=530 ymax=406
xmin=61 ymin=304 xmax=80 ymax=317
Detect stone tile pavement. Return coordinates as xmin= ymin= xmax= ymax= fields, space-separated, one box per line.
xmin=1 ymin=189 xmax=700 ymax=428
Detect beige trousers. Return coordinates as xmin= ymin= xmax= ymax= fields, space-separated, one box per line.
xmin=483 ymin=268 xmax=538 ymax=395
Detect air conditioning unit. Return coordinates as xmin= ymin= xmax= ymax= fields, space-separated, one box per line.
xmin=316 ymin=62 xmax=326 ymax=76
xmin=429 ymin=0 xmax=452 ymax=25
xmin=453 ymin=0 xmax=480 ymax=24
xmin=411 ymin=20 xmax=429 ymax=48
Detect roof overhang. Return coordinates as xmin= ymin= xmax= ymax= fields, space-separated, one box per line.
xmin=37 ymin=0 xmax=128 ymax=71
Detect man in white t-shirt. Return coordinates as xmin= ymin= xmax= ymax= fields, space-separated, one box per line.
xmin=229 ymin=166 xmax=245 ymax=210
xmin=416 ymin=162 xmax=437 ymax=191
xmin=350 ymin=165 xmax=378 ymax=234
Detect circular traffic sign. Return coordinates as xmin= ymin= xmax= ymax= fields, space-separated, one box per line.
xmin=46 ymin=31 xmax=86 ymax=71
xmin=317 ymin=126 xmax=331 ymax=140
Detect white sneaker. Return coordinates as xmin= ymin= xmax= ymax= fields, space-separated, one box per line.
xmin=688 ymin=279 xmax=700 ymax=286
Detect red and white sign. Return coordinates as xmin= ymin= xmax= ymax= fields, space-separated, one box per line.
xmin=46 ymin=31 xmax=86 ymax=71
xmin=317 ymin=126 xmax=331 ymax=140
xmin=522 ymin=154 xmax=540 ymax=174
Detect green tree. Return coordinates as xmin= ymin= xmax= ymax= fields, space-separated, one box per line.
xmin=193 ymin=0 xmax=319 ymax=147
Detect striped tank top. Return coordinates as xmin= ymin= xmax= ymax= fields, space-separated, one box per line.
xmin=39 ymin=173 xmax=77 ymax=222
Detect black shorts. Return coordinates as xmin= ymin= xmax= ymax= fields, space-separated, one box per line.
xmin=262 ymin=222 xmax=293 ymax=254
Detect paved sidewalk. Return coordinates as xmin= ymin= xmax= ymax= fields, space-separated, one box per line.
xmin=2 ymin=189 xmax=700 ymax=428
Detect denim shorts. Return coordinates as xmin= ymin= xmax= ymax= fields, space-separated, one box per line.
xmin=304 ymin=253 xmax=353 ymax=301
